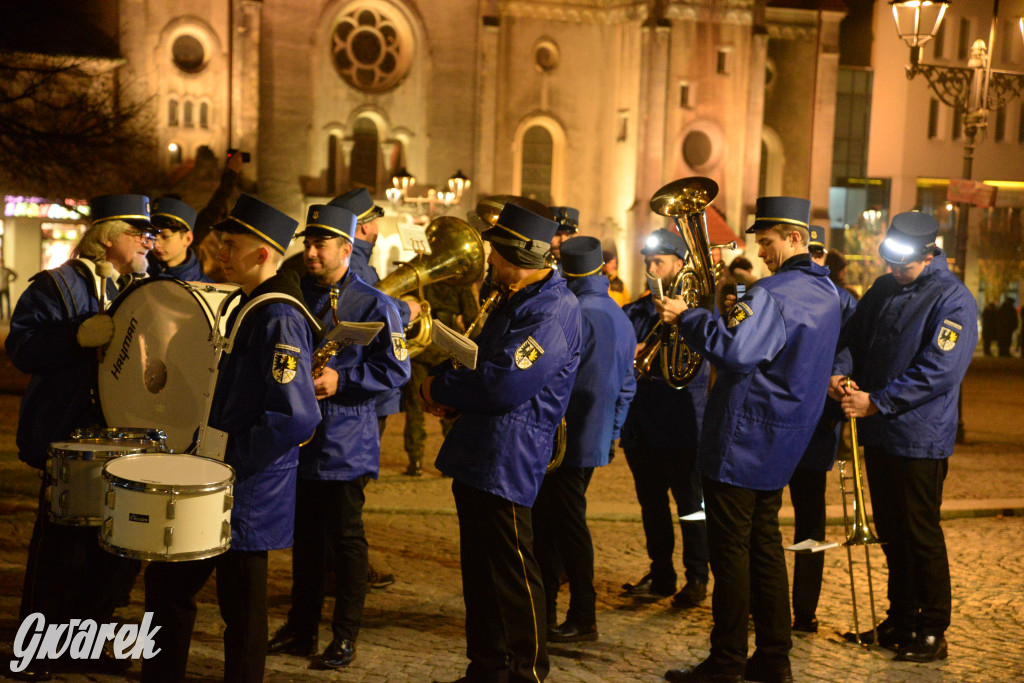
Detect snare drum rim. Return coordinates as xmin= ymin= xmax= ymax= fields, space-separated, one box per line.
xmin=48 ymin=443 xmax=152 ymax=460
xmin=98 ymin=537 xmax=231 ymax=563
xmin=71 ymin=427 xmax=169 ymax=449
xmin=102 ymin=455 xmax=236 ymax=494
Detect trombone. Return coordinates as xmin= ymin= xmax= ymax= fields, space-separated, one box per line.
xmin=837 ymin=377 xmax=882 ymax=647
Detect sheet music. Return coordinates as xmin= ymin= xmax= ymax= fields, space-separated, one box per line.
xmin=397 ymin=222 xmax=431 ymax=254
xmin=646 ymin=272 xmax=665 ymax=301
xmin=326 ymin=321 xmax=384 ymax=347
xmin=785 ymin=539 xmax=839 ymax=553
xmin=431 ymin=319 xmax=478 ymax=369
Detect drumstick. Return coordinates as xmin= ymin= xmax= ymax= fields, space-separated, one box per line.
xmin=96 ymin=260 xmax=114 ymax=311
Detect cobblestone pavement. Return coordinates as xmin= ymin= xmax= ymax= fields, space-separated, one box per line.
xmin=0 ymin=353 xmax=1021 ymax=681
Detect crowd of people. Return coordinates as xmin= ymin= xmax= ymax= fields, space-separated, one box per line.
xmin=3 ymin=172 xmax=984 ymax=682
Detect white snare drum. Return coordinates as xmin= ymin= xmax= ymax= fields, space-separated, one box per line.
xmin=100 ymin=454 xmax=235 ymax=562
xmin=98 ymin=279 xmax=239 ymax=452
xmin=46 ymin=439 xmax=158 ymax=526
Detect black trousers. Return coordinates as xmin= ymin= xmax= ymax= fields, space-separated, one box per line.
xmin=787 ymin=467 xmax=827 ymax=623
xmin=287 ymin=477 xmax=369 ymax=643
xmin=453 ymin=480 xmax=549 ymax=683
xmin=20 ymin=479 xmax=138 ymax=624
xmin=863 ymin=448 xmax=951 ymax=638
xmin=624 ymin=446 xmax=709 ymax=586
xmin=532 ymin=466 xmax=596 ymax=627
xmin=703 ymin=477 xmax=791 ymax=673
xmin=142 ymin=550 xmax=268 ymax=683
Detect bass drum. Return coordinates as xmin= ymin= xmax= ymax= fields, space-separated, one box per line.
xmin=98 ymin=279 xmax=239 ymax=453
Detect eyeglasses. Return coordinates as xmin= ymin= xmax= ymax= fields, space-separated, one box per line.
xmin=124 ymin=229 xmax=158 ymax=244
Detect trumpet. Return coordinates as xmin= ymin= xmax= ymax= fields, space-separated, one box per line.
xmin=838 ymin=376 xmax=882 ymax=647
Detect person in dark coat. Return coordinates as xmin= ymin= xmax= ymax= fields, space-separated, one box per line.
xmin=532 ymin=236 xmax=636 ymax=643
xmin=147 ymin=196 xmax=211 ymax=282
xmin=833 ymin=212 xmax=977 ymax=663
xmin=422 ymin=203 xmax=581 ymax=683
xmin=981 ymin=302 xmax=998 ymax=356
xmin=996 ymin=297 xmax=1019 ymax=357
xmin=657 ymin=197 xmax=842 ymax=683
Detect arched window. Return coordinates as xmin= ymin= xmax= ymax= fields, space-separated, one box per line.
xmin=168 ymin=99 xmax=179 ymax=127
xmin=183 ymin=101 xmax=194 ymax=128
xmin=520 ymin=126 xmax=553 ymax=205
xmin=169 ymin=142 xmax=182 ymax=165
xmin=350 ymin=117 xmax=379 ymax=192
xmin=199 ymin=102 xmax=209 ymax=129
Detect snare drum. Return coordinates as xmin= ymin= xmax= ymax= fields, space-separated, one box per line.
xmin=100 ymin=454 xmax=235 ymax=562
xmin=46 ymin=439 xmax=158 ymax=526
xmin=98 ymin=279 xmax=239 ymax=452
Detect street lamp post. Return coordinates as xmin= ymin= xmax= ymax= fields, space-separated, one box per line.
xmin=387 ymin=167 xmax=472 ymax=220
xmin=890 ymin=0 xmax=1024 ymax=280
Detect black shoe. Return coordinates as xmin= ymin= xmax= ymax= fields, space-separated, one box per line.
xmin=404 ymin=461 xmax=423 ymax=476
xmin=548 ymin=620 xmax=598 ymax=643
xmin=622 ymin=572 xmax=675 ymax=597
xmin=267 ymin=623 xmax=318 ymax=656
xmin=792 ymin=616 xmax=818 ymax=633
xmin=664 ymin=660 xmax=743 ymax=683
xmin=321 ymin=639 xmax=356 ymax=669
xmin=671 ymin=580 xmax=708 ymax=608
xmin=894 ymin=634 xmax=948 ymax=662
xmin=62 ymin=643 xmax=132 ymax=674
xmin=744 ymin=653 xmax=793 ymax=683
xmin=842 ymin=618 xmax=914 ymax=651
xmin=6 ymin=664 xmax=53 ymax=681
xmin=368 ymin=565 xmax=395 ymax=589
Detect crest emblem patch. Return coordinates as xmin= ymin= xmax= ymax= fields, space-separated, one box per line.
xmin=728 ymin=302 xmax=753 ymax=329
xmin=272 ymin=352 xmax=298 ymax=384
xmin=514 ymin=336 xmax=544 ymax=369
xmin=936 ymin=326 xmax=959 ymax=351
xmin=392 ymin=333 xmax=409 ymax=361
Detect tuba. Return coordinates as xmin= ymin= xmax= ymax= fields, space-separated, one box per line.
xmin=375 ymin=216 xmax=486 ymax=358
xmin=635 ymin=177 xmax=736 ymax=389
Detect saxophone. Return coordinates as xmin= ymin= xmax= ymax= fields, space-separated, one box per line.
xmin=311 ymin=285 xmax=343 ymax=379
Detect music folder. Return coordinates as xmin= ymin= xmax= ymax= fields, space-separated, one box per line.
xmin=785 ymin=539 xmax=839 ymax=554
xmin=397 ymin=221 xmax=431 ymax=255
xmin=431 ymin=319 xmax=478 ymax=370
xmin=646 ymin=272 xmax=665 ymax=301
xmin=325 ymin=321 xmax=384 ymax=347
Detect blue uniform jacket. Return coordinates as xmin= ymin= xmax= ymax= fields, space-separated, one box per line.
xmin=620 ymin=293 xmax=710 ymax=452
xmin=299 ymin=270 xmax=411 ymax=481
xmin=6 ymin=259 xmax=120 ymax=469
xmin=208 ymin=271 xmax=322 ymax=551
xmin=833 ymin=251 xmax=977 ymax=459
xmin=147 ymin=249 xmax=211 ymax=282
xmin=562 ymin=275 xmax=637 ymax=468
xmin=351 ymin=237 xmax=410 ymax=417
xmin=676 ymin=256 xmax=841 ymax=490
xmin=798 ymin=285 xmax=858 ymax=471
xmin=432 ymin=270 xmax=581 ymax=506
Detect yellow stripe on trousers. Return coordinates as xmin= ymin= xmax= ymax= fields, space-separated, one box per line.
xmin=511 ymin=503 xmax=541 ymax=683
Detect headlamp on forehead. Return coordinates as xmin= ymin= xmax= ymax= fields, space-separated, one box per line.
xmin=645 ymin=235 xmax=661 ymax=250
xmin=882 ymin=237 xmax=916 ymax=257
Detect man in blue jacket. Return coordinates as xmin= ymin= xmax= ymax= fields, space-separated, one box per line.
xmin=657 ymin=197 xmax=842 ymax=683
xmin=620 ymin=229 xmax=711 ymax=610
xmin=532 ymin=235 xmax=636 ymax=644
xmin=147 ymin=196 xmax=211 ymax=282
xmin=422 ymin=202 xmax=581 ymax=683
xmin=788 ymin=226 xmax=857 ymax=634
xmin=143 ymin=194 xmax=322 ymax=683
xmin=8 ymin=194 xmax=155 ymax=678
xmin=328 ymin=188 xmax=418 ymax=442
xmin=267 ymin=204 xmax=411 ymax=668
xmin=832 ymin=212 xmax=977 ymax=663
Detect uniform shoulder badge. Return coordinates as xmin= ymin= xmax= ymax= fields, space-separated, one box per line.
xmin=514 ymin=336 xmax=545 ymax=369
xmin=936 ymin=320 xmax=962 ymax=352
xmin=272 ymin=352 xmax=299 ymax=384
xmin=728 ymin=302 xmax=754 ymax=329
xmin=392 ymin=333 xmax=409 ymax=361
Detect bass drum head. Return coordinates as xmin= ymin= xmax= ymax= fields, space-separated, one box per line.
xmin=98 ymin=279 xmax=238 ymax=453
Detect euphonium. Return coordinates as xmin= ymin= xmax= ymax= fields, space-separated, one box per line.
xmin=375 ymin=215 xmax=486 ymax=358
xmin=635 ymin=177 xmax=736 ymax=389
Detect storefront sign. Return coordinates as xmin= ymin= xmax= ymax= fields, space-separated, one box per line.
xmin=946 ymin=180 xmax=998 ymax=208
xmin=4 ymin=196 xmax=90 ymax=221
